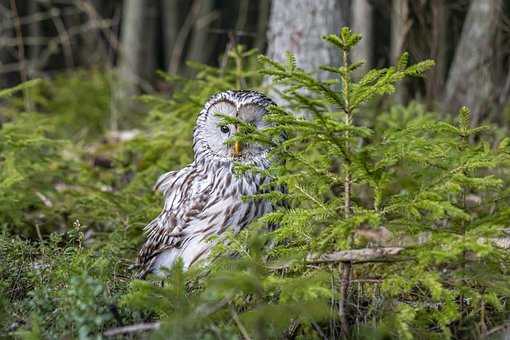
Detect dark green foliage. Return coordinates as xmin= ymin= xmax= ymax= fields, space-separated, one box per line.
xmin=1 ymin=29 xmax=510 ymax=339
xmin=1 ymin=222 xmax=136 ymax=339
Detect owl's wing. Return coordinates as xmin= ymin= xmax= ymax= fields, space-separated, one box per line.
xmin=136 ymin=167 xmax=195 ymax=278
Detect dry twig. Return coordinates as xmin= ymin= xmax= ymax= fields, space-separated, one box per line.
xmin=103 ymin=322 xmax=161 ymax=337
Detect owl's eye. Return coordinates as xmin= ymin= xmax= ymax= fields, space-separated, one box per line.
xmin=220 ymin=125 xmax=230 ymax=134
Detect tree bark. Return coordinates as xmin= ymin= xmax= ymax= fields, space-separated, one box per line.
xmin=390 ymin=0 xmax=410 ymax=65
xmin=168 ymin=0 xmax=200 ymax=75
xmin=266 ymin=0 xmax=345 ymax=83
xmin=254 ymin=0 xmax=270 ymax=53
xmin=27 ymin=0 xmax=41 ymax=77
xmin=79 ymin=0 xmax=108 ymax=68
xmin=443 ymin=0 xmax=502 ymax=126
xmin=351 ymin=0 xmax=373 ymax=78
xmin=235 ymin=0 xmax=249 ymax=33
xmin=114 ymin=0 xmax=158 ymax=117
xmin=187 ymin=0 xmax=215 ymax=65
xmin=0 ymin=5 xmax=15 ymax=88
xmin=161 ymin=0 xmax=179 ymax=71
xmin=391 ymin=0 xmax=410 ymax=104
xmin=425 ymin=0 xmax=448 ymax=106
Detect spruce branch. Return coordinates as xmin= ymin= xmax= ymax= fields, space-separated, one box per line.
xmin=0 ymin=79 xmax=41 ymax=98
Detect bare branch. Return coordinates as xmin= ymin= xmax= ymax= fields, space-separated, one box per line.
xmin=77 ymin=0 xmax=120 ymax=52
xmin=272 ymin=235 xmax=510 ymax=270
xmin=230 ymin=306 xmax=253 ymax=340
xmin=306 ymin=247 xmax=406 ymax=264
xmin=49 ymin=10 xmax=74 ymax=68
xmin=103 ymin=322 xmax=161 ymax=337
xmin=0 ymin=7 xmax=82 ymax=30
xmin=339 ymin=262 xmax=351 ymax=339
xmin=9 ymin=0 xmax=31 ymax=110
xmin=268 ymin=247 xmax=407 ymax=271
xmin=0 ymin=19 xmax=114 ymax=75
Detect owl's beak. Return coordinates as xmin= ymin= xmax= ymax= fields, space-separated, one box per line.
xmin=232 ymin=141 xmax=242 ymax=157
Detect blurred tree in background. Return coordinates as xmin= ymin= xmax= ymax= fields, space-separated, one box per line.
xmin=0 ymin=0 xmax=509 ymax=120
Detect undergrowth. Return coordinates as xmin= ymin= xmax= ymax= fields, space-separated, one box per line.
xmin=1 ymin=30 xmax=509 ymax=339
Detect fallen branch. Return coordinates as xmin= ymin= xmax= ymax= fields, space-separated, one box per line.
xmin=306 ymin=247 xmax=405 ymax=264
xmin=270 ymin=234 xmax=510 ymax=270
xmin=103 ymin=322 xmax=160 ymax=337
xmin=267 ymin=247 xmax=407 ymax=271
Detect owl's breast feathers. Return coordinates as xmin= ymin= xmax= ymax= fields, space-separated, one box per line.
xmin=136 ymin=160 xmax=272 ymax=278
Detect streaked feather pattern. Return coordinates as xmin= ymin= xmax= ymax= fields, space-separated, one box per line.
xmin=137 ymin=90 xmax=275 ymax=277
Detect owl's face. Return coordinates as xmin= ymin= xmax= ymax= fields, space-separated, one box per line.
xmin=194 ymin=90 xmax=274 ymax=164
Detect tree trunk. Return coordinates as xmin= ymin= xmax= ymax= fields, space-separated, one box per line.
xmin=254 ymin=0 xmax=270 ymax=53
xmin=235 ymin=0 xmax=249 ymax=33
xmin=351 ymin=0 xmax=373 ymax=78
xmin=114 ymin=0 xmax=158 ymax=119
xmin=27 ymin=0 xmax=41 ymax=77
xmin=425 ymin=0 xmax=448 ymax=106
xmin=391 ymin=0 xmax=410 ymax=104
xmin=266 ymin=0 xmax=346 ymax=103
xmin=444 ymin=0 xmax=502 ymax=126
xmin=0 ymin=12 xmax=14 ymax=89
xmin=79 ymin=0 xmax=107 ymax=68
xmin=187 ymin=0 xmax=215 ymax=66
xmin=338 ymin=0 xmax=352 ymax=32
xmin=161 ymin=0 xmax=180 ymax=71
xmin=168 ymin=0 xmax=201 ymax=74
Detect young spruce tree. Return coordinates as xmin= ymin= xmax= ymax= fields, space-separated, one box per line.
xmin=248 ymin=27 xmax=510 ymax=339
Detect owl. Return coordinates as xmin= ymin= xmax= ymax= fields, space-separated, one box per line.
xmin=137 ymin=90 xmax=276 ymax=278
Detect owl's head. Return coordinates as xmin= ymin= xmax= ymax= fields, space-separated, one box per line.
xmin=193 ymin=90 xmax=274 ymax=165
